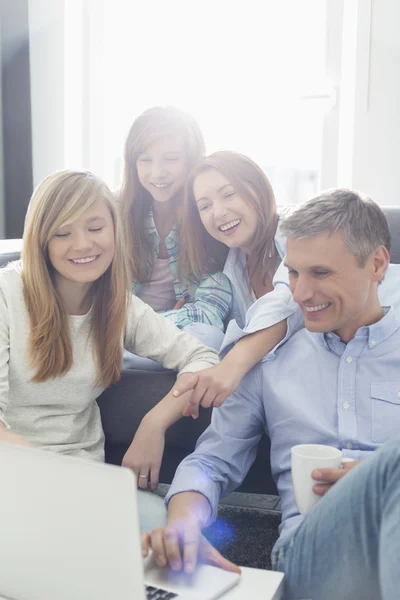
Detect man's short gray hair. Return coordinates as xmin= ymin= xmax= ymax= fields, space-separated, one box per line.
xmin=281 ymin=188 xmax=391 ymax=266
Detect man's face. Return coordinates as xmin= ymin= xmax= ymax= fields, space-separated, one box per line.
xmin=285 ymin=230 xmax=388 ymax=342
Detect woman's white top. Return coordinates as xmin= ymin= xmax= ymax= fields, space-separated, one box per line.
xmin=0 ymin=264 xmax=219 ymax=461
xmin=220 ymin=217 xmax=301 ymax=358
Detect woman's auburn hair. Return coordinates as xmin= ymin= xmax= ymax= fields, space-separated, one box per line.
xmin=22 ymin=169 xmax=131 ymax=387
xmin=180 ymin=151 xmax=279 ymax=282
xmin=119 ymin=106 xmax=206 ymax=283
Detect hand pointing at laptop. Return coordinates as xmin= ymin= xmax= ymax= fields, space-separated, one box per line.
xmin=141 ymin=491 xmax=241 ymax=575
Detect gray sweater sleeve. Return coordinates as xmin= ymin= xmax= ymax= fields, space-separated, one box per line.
xmin=124 ymin=295 xmax=220 ymax=375
xmin=0 ymin=284 xmax=10 ymax=427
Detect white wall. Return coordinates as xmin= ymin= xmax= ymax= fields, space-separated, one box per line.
xmin=28 ymin=0 xmax=400 ymax=205
xmin=29 ymin=0 xmax=66 ymax=185
xmin=337 ymin=0 xmax=400 ymax=205
xmin=29 ymin=0 xmax=104 ymax=186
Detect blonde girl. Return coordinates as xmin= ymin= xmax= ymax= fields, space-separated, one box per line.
xmin=0 ymin=170 xmax=219 ymax=528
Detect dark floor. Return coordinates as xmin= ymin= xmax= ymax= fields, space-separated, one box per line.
xmin=157 ymin=486 xmax=281 ymax=570
xmin=204 ymin=505 xmax=281 ymax=569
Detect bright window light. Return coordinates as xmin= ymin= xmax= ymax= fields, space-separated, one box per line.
xmin=94 ymin=0 xmax=331 ymax=203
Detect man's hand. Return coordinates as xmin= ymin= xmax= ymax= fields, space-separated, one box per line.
xmin=141 ymin=517 xmax=240 ymax=575
xmin=122 ymin=420 xmax=165 ymax=492
xmin=172 ymin=363 xmax=242 ymax=419
xmin=312 ymin=460 xmax=360 ymax=496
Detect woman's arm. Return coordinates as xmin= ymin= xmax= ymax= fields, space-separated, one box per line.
xmin=121 ymin=373 xmax=194 ymax=491
xmin=124 ymin=296 xmax=220 ymax=374
xmin=0 ymin=279 xmax=33 ymax=448
xmin=173 ymin=321 xmax=287 ymax=417
xmin=173 ymin=273 xmax=304 ymax=415
xmin=122 ymin=298 xmax=221 ymax=489
xmin=122 ymin=323 xmax=287 ymax=490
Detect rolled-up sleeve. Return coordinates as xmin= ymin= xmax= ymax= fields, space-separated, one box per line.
xmin=220 ymin=260 xmax=303 ymax=359
xmin=162 ymin=272 xmax=233 ymax=331
xmin=124 ymin=295 xmax=220 ymax=375
xmin=165 ymin=367 xmax=265 ymax=523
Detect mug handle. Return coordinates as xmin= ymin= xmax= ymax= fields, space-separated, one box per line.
xmin=341 ymin=457 xmax=357 ymax=467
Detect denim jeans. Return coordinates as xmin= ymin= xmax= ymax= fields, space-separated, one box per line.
xmin=271 ymin=436 xmax=400 ymax=600
xmin=123 ymin=323 xmax=224 ymax=371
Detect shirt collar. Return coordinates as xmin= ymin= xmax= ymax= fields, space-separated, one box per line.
xmin=313 ymin=306 xmax=400 ymax=351
xmin=223 ymin=248 xmax=246 ymax=276
xmin=145 ymin=207 xmax=178 ymax=243
xmin=145 ymin=206 xmax=158 ymax=237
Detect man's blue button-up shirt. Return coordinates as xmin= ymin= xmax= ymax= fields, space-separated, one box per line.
xmin=166 ymin=307 xmax=400 ymax=550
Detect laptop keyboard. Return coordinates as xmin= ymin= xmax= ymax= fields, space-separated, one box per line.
xmin=145 ymin=584 xmax=179 ymax=599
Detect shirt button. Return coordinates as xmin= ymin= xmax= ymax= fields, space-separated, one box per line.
xmin=370 ymin=340 xmax=376 ymax=346
xmin=346 ymin=442 xmax=353 ymax=450
xmin=343 ymin=402 xmax=350 ymax=410
xmin=327 ymin=333 xmax=333 ymax=338
xmin=346 ymin=356 xmax=353 ymax=363
xmin=397 ymin=391 xmax=400 ymax=399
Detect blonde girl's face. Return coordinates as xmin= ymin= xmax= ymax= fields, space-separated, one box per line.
xmin=47 ymin=198 xmax=115 ymax=289
xmin=136 ymin=135 xmax=188 ymax=205
xmin=193 ymin=168 xmax=259 ymax=255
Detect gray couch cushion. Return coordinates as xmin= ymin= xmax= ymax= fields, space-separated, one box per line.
xmin=382 ymin=207 xmax=400 ymax=263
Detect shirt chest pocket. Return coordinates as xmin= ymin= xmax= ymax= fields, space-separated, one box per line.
xmin=371 ymin=382 xmax=400 ymax=443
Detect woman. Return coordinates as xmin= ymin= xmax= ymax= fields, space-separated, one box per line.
xmin=119 ymin=106 xmax=232 ymax=369
xmin=173 ymin=151 xmax=300 ymax=414
xmin=0 ymin=169 xmax=219 ymax=527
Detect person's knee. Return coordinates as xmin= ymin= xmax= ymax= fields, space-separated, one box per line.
xmin=375 ymin=435 xmax=400 ymax=466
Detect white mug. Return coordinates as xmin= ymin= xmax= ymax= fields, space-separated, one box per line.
xmin=291 ymin=444 xmax=352 ymax=515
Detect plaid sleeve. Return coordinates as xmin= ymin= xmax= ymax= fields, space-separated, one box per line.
xmin=162 ymin=272 xmax=233 ymax=330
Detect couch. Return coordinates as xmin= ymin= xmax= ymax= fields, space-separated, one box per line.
xmin=1 ymin=207 xmax=400 ymax=495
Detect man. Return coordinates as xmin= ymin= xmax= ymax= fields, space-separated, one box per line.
xmin=143 ymin=190 xmax=400 ymax=600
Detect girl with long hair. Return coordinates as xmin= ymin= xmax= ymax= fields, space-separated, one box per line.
xmin=173 ymin=151 xmax=300 ymax=413
xmin=0 ymin=169 xmax=219 ymax=527
xmin=119 ymin=106 xmax=232 ymax=369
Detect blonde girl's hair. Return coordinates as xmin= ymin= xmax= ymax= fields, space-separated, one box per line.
xmin=119 ymin=106 xmax=205 ymax=282
xmin=180 ymin=151 xmax=279 ymax=282
xmin=22 ymin=169 xmax=131 ymax=386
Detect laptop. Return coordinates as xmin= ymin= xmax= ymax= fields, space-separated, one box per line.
xmin=0 ymin=443 xmax=240 ymax=600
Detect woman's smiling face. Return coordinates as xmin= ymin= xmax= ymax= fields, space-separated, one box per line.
xmin=193 ymin=168 xmax=258 ymax=255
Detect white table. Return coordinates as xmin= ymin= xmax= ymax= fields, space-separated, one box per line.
xmin=223 ymin=567 xmax=284 ymax=599
xmin=0 ymin=567 xmax=284 ymax=600
xmin=0 ymin=567 xmax=283 ymax=600
xmin=145 ymin=558 xmax=284 ymax=600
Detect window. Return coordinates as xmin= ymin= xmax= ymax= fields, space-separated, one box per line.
xmin=64 ymin=0 xmax=340 ymax=204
